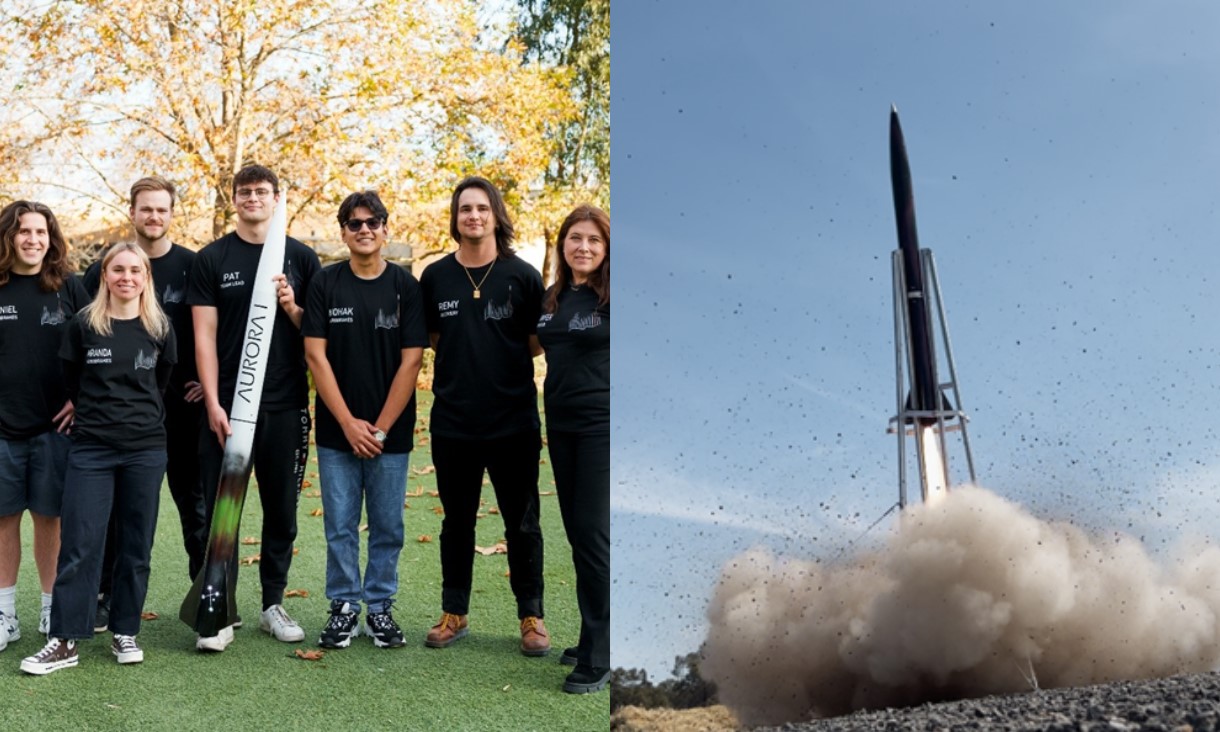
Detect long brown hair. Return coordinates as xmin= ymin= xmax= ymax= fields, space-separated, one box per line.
xmin=449 ymin=176 xmax=516 ymax=258
xmin=0 ymin=200 xmax=69 ymax=292
xmin=82 ymin=242 xmax=170 ymax=339
xmin=543 ymin=204 xmax=610 ymax=314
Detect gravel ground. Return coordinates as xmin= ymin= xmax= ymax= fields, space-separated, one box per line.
xmin=755 ymin=672 xmax=1220 ymax=732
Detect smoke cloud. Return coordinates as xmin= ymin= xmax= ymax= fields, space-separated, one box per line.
xmin=701 ymin=486 xmax=1220 ymax=726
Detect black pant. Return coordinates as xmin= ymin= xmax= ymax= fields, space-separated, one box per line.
xmin=432 ymin=429 xmax=544 ymax=618
xmin=50 ymin=443 xmax=165 ymax=639
xmin=98 ymin=396 xmax=206 ymax=599
xmin=198 ymin=407 xmax=310 ymax=609
xmin=548 ymin=430 xmax=609 ymax=667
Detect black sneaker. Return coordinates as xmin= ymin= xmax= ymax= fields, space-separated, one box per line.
xmin=559 ymin=646 xmax=578 ymax=666
xmin=20 ymin=638 xmax=78 ymax=675
xmin=318 ymin=603 xmax=359 ymax=649
xmin=112 ymin=634 xmax=144 ymax=664
xmin=365 ymin=610 xmax=405 ymax=649
xmin=94 ymin=595 xmax=110 ymax=633
xmin=563 ymin=664 xmax=610 ymax=694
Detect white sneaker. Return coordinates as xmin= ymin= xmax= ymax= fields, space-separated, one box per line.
xmin=259 ymin=604 xmax=304 ymax=642
xmin=112 ymin=634 xmax=144 ymax=664
xmin=0 ymin=611 xmax=20 ymax=652
xmin=39 ymin=604 xmax=51 ymax=635
xmin=195 ymin=625 xmax=235 ymax=652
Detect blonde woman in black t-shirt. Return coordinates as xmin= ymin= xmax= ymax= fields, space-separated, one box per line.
xmin=536 ymin=205 xmax=611 ymax=694
xmin=21 ymin=243 xmax=175 ymax=675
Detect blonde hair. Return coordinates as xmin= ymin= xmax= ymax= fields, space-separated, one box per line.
xmin=82 ymin=242 xmax=170 ymax=339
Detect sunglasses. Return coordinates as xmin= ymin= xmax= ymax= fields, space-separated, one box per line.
xmin=343 ymin=217 xmax=384 ymax=232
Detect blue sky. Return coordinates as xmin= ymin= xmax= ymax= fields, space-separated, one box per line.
xmin=612 ymin=1 xmax=1220 ymax=678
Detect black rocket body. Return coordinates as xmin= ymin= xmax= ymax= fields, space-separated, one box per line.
xmin=889 ymin=107 xmax=940 ymax=426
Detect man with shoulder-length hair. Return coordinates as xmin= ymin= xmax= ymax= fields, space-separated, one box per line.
xmin=303 ymin=190 xmax=428 ymax=649
xmin=419 ymin=176 xmax=549 ymax=655
xmin=187 ymin=164 xmax=320 ymax=652
xmin=83 ymin=176 xmax=205 ymax=633
xmin=0 ymin=201 xmax=89 ymax=651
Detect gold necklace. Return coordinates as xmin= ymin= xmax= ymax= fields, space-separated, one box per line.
xmin=460 ymin=256 xmax=496 ymax=299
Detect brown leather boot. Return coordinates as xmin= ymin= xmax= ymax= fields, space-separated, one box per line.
xmin=519 ymin=616 xmax=551 ymax=656
xmin=424 ymin=613 xmax=468 ymax=648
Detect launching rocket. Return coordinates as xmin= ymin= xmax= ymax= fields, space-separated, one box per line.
xmin=887 ymin=106 xmax=976 ymax=507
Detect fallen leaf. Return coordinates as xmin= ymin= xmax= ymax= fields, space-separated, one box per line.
xmin=488 ymin=507 xmax=500 ymax=515
xmin=475 ymin=542 xmax=507 ymax=556
xmin=358 ymin=524 xmax=368 ymax=532
xmin=240 ymin=553 xmax=261 ymax=566
xmin=310 ymin=508 xmax=324 ymax=517
xmin=539 ymin=491 xmax=555 ymax=497
xmin=285 ymin=589 xmax=309 ymax=598
xmin=292 ymin=547 xmax=300 ymax=556
xmin=412 ymin=465 xmax=436 ymax=476
xmin=304 ymin=491 xmax=321 ymax=498
xmin=428 ymin=490 xmax=439 ymax=497
xmin=432 ymin=506 xmax=444 ymax=515
xmin=475 ymin=513 xmax=486 ymax=519
xmin=240 ymin=537 xmax=260 ymax=545
xmin=501 ymin=684 xmax=511 ymax=692
xmin=406 ymin=486 xmax=424 ymax=497
xmin=504 ymin=570 xmax=511 ymax=577
xmin=302 ymin=480 xmax=313 ymax=488
xmin=295 ymin=649 xmax=325 ymax=661
xmin=417 ymin=535 xmax=432 ymax=543
xmin=140 ymin=611 xmax=159 ymax=620
xmin=417 ymin=436 xmax=430 ymax=446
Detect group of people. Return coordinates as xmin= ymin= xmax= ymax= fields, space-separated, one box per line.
xmin=0 ymin=165 xmax=610 ymax=694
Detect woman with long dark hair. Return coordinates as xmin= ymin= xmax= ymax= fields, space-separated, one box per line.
xmin=537 ymin=204 xmax=610 ymax=693
xmin=20 ymin=243 xmax=175 ymax=674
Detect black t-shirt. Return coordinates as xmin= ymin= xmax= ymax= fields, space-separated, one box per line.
xmin=0 ymin=273 xmax=90 ymax=440
xmin=302 ymin=261 xmax=429 ymax=454
xmin=85 ymin=243 xmax=198 ymax=395
xmin=537 ymin=285 xmax=609 ymax=434
xmin=186 ymin=232 xmax=319 ymax=411
xmin=420 ymin=253 xmax=543 ymax=439
xmin=60 ymin=316 xmax=177 ymax=451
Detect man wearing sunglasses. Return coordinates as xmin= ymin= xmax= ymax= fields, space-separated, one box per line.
xmin=420 ymin=177 xmax=549 ymax=656
xmin=302 ymin=191 xmax=427 ymax=649
xmin=186 ymin=164 xmax=320 ymax=652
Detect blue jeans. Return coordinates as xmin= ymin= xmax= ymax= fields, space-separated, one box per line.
xmin=317 ymin=446 xmax=409 ymax=613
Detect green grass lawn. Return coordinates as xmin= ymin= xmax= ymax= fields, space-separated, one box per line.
xmin=2 ymin=390 xmax=608 ymax=731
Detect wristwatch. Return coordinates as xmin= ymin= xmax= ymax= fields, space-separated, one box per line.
xmin=373 ymin=429 xmax=387 ymax=444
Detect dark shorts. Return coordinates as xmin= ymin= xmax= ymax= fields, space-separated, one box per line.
xmin=0 ymin=432 xmax=71 ymax=517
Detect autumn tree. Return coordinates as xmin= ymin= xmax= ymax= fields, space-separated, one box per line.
xmin=514 ymin=0 xmax=609 ymax=284
xmin=5 ymin=0 xmax=577 ymax=252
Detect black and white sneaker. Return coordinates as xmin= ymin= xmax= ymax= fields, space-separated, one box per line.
xmin=94 ymin=594 xmax=110 ymax=633
xmin=112 ymin=634 xmax=144 ymax=664
xmin=365 ymin=610 xmax=406 ymax=649
xmin=318 ymin=603 xmax=359 ymax=649
xmin=20 ymin=638 xmax=78 ymax=675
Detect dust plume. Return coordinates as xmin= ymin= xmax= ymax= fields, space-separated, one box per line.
xmin=701 ymin=486 xmax=1220 ymax=726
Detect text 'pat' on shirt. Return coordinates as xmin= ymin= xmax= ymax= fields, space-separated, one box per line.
xmin=186 ymin=231 xmax=320 ymax=412
xmin=302 ymin=261 xmax=429 ymax=454
xmin=537 ymin=285 xmax=609 ymax=434
xmin=60 ymin=316 xmax=177 ymax=451
xmin=0 ymin=273 xmax=89 ymax=439
xmin=420 ymin=253 xmax=543 ymax=439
